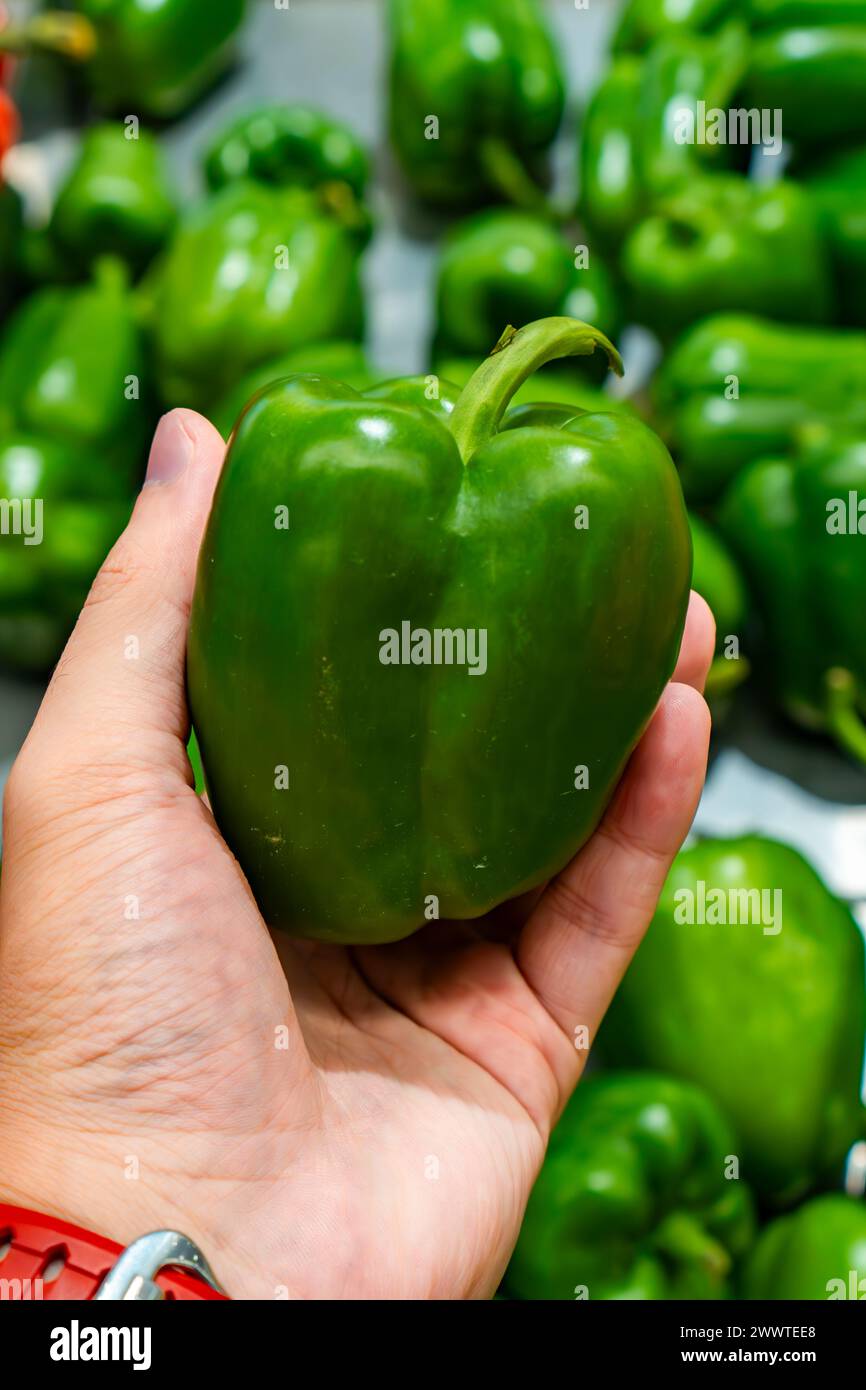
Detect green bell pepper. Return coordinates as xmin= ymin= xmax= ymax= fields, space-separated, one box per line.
xmin=689 ymin=513 xmax=749 ymax=700
xmin=613 ymin=0 xmax=733 ymax=51
xmin=47 ymin=122 xmax=176 ymax=279
xmin=579 ymin=26 xmax=748 ymax=249
xmin=622 ymin=176 xmax=834 ymax=340
xmin=387 ymin=0 xmax=564 ymax=211
xmin=142 ymin=181 xmax=367 ymax=412
xmin=0 ymin=260 xmax=148 ymax=671
xmin=798 ymin=146 xmax=866 ymax=329
xmin=507 ymin=1071 xmax=756 ymax=1300
xmin=743 ymin=17 xmax=866 ymax=148
xmin=717 ymin=429 xmax=866 ymax=762
xmin=188 ymin=317 xmax=691 ymax=944
xmin=70 ymin=0 xmax=248 ymax=120
xmin=432 ymin=209 xmax=622 ymax=384
xmin=203 ymin=105 xmax=369 ymax=204
xmin=214 ymin=340 xmax=377 ymax=439
xmin=602 ymin=835 xmax=866 ymax=1207
xmin=742 ymin=1195 xmax=866 ymax=1301
xmin=654 ymin=314 xmax=866 ymax=500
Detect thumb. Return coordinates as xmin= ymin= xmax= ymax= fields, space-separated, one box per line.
xmin=21 ymin=410 xmax=225 ymax=782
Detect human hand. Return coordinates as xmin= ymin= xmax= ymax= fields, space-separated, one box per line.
xmin=0 ymin=410 xmax=712 ymax=1299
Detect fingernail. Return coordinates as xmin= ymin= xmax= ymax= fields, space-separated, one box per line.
xmin=145 ymin=411 xmax=195 ymax=486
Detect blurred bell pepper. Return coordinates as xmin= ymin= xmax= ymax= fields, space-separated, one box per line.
xmin=432 ymin=209 xmax=622 ymax=384
xmin=744 ymin=8 xmax=866 ymax=149
xmin=507 ymin=1071 xmax=755 ymax=1300
xmin=579 ymin=25 xmax=748 ymax=248
xmin=204 ymin=105 xmax=369 ymax=203
xmin=142 ymin=181 xmax=367 ymax=412
xmin=613 ymin=0 xmax=734 ymax=52
xmin=622 ymin=175 xmax=834 ymax=340
xmin=213 ymin=340 xmax=377 ymax=438
xmin=0 ymin=260 xmax=150 ymax=672
xmin=718 ymin=429 xmax=866 ymax=762
xmin=47 ymin=122 xmax=176 ymax=279
xmin=797 ymin=146 xmax=866 ymax=328
xmin=654 ymin=314 xmax=866 ymax=500
xmin=387 ymin=0 xmax=564 ymax=211
xmin=742 ymin=1195 xmax=866 ymax=1300
xmin=689 ymin=512 xmax=750 ymax=701
xmin=602 ymin=835 xmax=866 ymax=1207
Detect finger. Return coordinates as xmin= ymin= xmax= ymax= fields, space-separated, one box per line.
xmin=20 ymin=411 xmax=225 ymax=778
xmin=516 ymin=680 xmax=711 ymax=1098
xmin=673 ymin=591 xmax=715 ymax=692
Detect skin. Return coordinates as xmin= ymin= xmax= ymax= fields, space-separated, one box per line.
xmin=0 ymin=410 xmax=713 ymax=1300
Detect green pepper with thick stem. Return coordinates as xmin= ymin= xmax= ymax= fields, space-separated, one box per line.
xmin=507 ymin=1071 xmax=755 ymax=1301
xmin=742 ymin=1195 xmax=866 ymax=1301
xmin=142 ymin=181 xmax=367 ymax=412
xmin=622 ymin=176 xmax=835 ymax=341
xmin=188 ymin=317 xmax=691 ymax=944
xmin=387 ymin=0 xmax=564 ymax=212
xmin=717 ymin=429 xmax=866 ymax=762
xmin=432 ymin=209 xmax=622 ymax=384
xmin=689 ymin=513 xmax=749 ymax=702
xmin=654 ymin=314 xmax=866 ymax=500
xmin=602 ymin=835 xmax=866 ymax=1206
xmin=48 ymin=122 xmax=176 ymax=279
xmin=0 ymin=260 xmax=149 ymax=672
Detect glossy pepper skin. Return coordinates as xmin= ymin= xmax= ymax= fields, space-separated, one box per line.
xmin=622 ymin=176 xmax=834 ymax=341
xmin=742 ymin=1195 xmax=866 ymax=1301
xmin=654 ymin=314 xmax=866 ymax=500
xmin=187 ymin=317 xmax=691 ymax=944
xmin=387 ymin=0 xmax=564 ymax=211
xmin=579 ymin=26 xmax=748 ymax=249
xmin=507 ymin=1072 xmax=755 ymax=1301
xmin=203 ymin=105 xmax=369 ymax=203
xmin=688 ymin=513 xmax=749 ymax=701
xmin=798 ymin=146 xmax=866 ymax=329
xmin=0 ymin=261 xmax=148 ymax=671
xmin=602 ymin=836 xmax=866 ymax=1207
xmin=71 ymin=0 xmax=247 ymax=119
xmin=432 ymin=209 xmax=622 ymax=384
xmin=48 ymin=122 xmax=175 ymax=279
xmin=718 ymin=431 xmax=866 ymax=762
xmin=142 ymin=181 xmax=366 ymax=412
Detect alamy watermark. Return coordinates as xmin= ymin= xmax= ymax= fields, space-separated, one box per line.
xmin=379 ymin=621 xmax=487 ymax=676
xmin=673 ymin=881 xmax=782 ymax=936
xmin=0 ymin=497 xmax=43 ymax=545
xmin=674 ymin=102 xmax=782 ymax=157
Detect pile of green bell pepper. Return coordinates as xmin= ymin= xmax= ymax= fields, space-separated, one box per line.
xmin=142 ymin=181 xmax=368 ymax=412
xmin=0 ymin=260 xmax=149 ymax=672
xmin=432 ymin=209 xmax=622 ymax=383
xmin=602 ymin=835 xmax=866 ymax=1207
xmin=718 ymin=429 xmax=866 ymax=762
xmin=654 ymin=314 xmax=866 ymax=500
xmin=188 ymin=317 xmax=691 ymax=944
xmin=507 ymin=1071 xmax=755 ymax=1300
xmin=387 ymin=0 xmax=564 ymax=211
xmin=742 ymin=1195 xmax=866 ymax=1300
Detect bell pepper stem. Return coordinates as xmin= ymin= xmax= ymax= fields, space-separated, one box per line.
xmin=825 ymin=668 xmax=866 ymax=766
xmin=0 ymin=13 xmax=96 ymax=62
xmin=651 ymin=1211 xmax=731 ymax=1279
xmin=479 ymin=138 xmax=566 ymax=222
xmin=448 ymin=316 xmax=623 ymax=463
xmin=704 ymin=654 xmax=750 ymax=701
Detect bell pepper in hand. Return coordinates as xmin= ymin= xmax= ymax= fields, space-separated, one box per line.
xmin=507 ymin=1072 xmax=755 ymax=1300
xmin=188 ymin=317 xmax=691 ymax=944
xmin=742 ymin=1195 xmax=866 ymax=1301
xmin=654 ymin=314 xmax=866 ymax=500
xmin=622 ymin=176 xmax=834 ymax=340
xmin=387 ymin=0 xmax=564 ymax=211
xmin=203 ymin=105 xmax=369 ymax=204
xmin=602 ymin=836 xmax=866 ymax=1206
xmin=48 ymin=122 xmax=176 ymax=279
xmin=432 ymin=209 xmax=622 ymax=383
xmin=142 ymin=181 xmax=367 ymax=412
xmin=689 ymin=513 xmax=749 ymax=701
xmin=0 ymin=260 xmax=149 ymax=671
xmin=718 ymin=430 xmax=866 ymax=762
